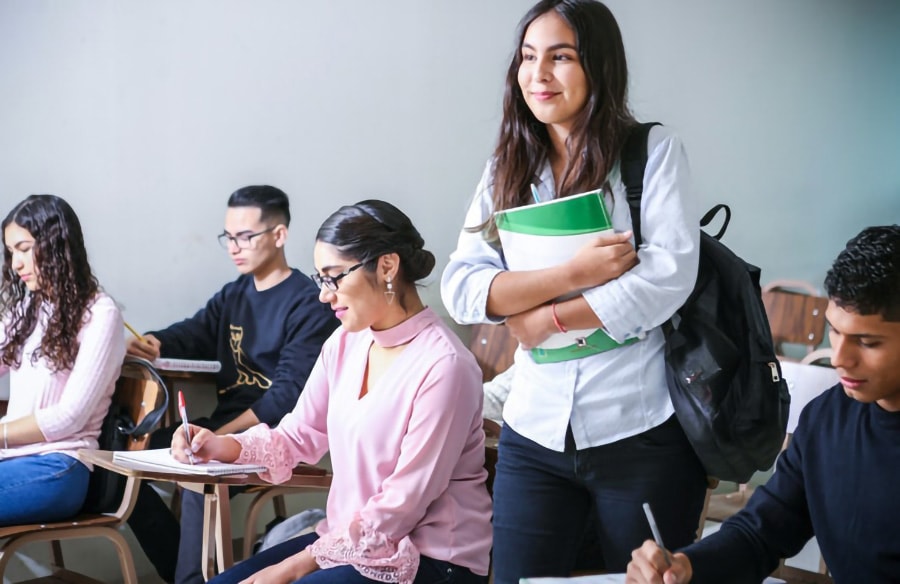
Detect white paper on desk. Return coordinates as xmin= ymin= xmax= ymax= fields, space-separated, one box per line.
xmin=152 ymin=358 xmax=222 ymax=373
xmin=519 ymin=575 xmax=625 ymax=583
xmin=113 ymin=448 xmax=266 ymax=476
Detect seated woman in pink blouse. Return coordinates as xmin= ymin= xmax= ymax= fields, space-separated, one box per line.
xmin=0 ymin=194 xmax=125 ymax=526
xmin=174 ymin=200 xmax=492 ymax=584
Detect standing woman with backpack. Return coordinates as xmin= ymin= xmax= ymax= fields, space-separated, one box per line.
xmin=0 ymin=194 xmax=125 ymax=526
xmin=441 ymin=1 xmax=707 ymax=581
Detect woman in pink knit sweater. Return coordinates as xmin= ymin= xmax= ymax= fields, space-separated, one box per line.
xmin=0 ymin=194 xmax=125 ymax=526
xmin=174 ymin=200 xmax=492 ymax=584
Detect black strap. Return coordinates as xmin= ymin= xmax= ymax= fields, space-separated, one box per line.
xmin=700 ymin=204 xmax=730 ymax=241
xmin=621 ymin=122 xmax=660 ymax=247
xmin=622 ymin=122 xmax=732 ymax=245
xmin=117 ymin=356 xmax=169 ymax=438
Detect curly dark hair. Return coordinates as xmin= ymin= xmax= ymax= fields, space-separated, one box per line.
xmin=315 ymin=200 xmax=435 ymax=311
xmin=1 ymin=195 xmax=100 ymax=372
xmin=824 ymin=225 xmax=900 ymax=322
xmin=479 ymin=0 xmax=636 ymax=239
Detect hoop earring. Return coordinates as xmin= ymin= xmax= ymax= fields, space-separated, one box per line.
xmin=384 ymin=277 xmax=395 ymax=305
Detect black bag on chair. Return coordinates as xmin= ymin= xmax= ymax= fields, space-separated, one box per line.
xmin=622 ymin=122 xmax=791 ymax=483
xmin=80 ymin=358 xmax=169 ymax=514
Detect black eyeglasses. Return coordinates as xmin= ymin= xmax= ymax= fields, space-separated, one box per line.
xmin=218 ymin=226 xmax=276 ymax=250
xmin=310 ymin=262 xmax=365 ymax=292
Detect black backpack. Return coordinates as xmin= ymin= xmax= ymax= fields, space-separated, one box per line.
xmin=621 ymin=122 xmax=791 ymax=483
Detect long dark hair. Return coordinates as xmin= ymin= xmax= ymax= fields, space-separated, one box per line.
xmin=485 ymin=0 xmax=636 ymax=237
xmin=316 ymin=200 xmax=435 ymax=310
xmin=1 ymin=195 xmax=100 ymax=372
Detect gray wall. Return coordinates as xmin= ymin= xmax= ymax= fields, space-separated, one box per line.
xmin=2 ymin=0 xmax=898 ymax=335
xmin=0 ymin=0 xmax=898 ymax=579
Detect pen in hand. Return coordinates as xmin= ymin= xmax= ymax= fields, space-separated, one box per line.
xmin=178 ymin=391 xmax=196 ymax=465
xmin=642 ymin=502 xmax=672 ymax=567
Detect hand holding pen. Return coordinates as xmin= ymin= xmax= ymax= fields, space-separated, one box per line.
xmin=625 ymin=503 xmax=693 ymax=583
xmin=123 ymin=322 xmax=162 ymax=360
xmin=177 ymin=391 xmax=196 ymax=465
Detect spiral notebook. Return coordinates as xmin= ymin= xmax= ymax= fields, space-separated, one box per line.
xmin=113 ymin=448 xmax=267 ymax=476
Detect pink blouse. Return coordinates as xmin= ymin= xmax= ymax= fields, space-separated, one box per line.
xmin=0 ymin=293 xmax=125 ymax=463
xmin=234 ymin=307 xmax=492 ymax=583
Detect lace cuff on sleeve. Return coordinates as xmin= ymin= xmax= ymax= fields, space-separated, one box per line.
xmin=232 ymin=424 xmax=294 ymax=484
xmin=309 ymin=514 xmax=420 ymax=584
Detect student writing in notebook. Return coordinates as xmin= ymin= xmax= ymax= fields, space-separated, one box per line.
xmin=173 ymin=200 xmax=492 ymax=584
xmin=0 ymin=194 xmax=125 ymax=525
xmin=627 ymin=225 xmax=900 ymax=584
xmin=440 ymin=1 xmax=707 ymax=582
xmin=124 ymin=185 xmax=339 ymax=584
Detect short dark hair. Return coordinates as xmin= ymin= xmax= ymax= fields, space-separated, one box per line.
xmin=316 ymin=200 xmax=436 ymax=309
xmin=227 ymin=185 xmax=291 ymax=226
xmin=824 ymin=225 xmax=900 ymax=321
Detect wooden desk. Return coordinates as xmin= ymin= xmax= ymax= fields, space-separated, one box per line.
xmin=78 ymin=450 xmax=331 ymax=581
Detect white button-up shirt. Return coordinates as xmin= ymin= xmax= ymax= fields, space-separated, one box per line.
xmin=441 ymin=125 xmax=700 ymax=452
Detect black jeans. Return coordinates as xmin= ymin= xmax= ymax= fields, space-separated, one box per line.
xmin=491 ymin=416 xmax=707 ymax=584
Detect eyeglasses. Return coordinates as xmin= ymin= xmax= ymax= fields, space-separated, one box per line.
xmin=218 ymin=226 xmax=276 ymax=250
xmin=310 ymin=262 xmax=365 ymax=292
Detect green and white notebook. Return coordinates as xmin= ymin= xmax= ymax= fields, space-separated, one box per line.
xmin=113 ymin=448 xmax=267 ymax=476
xmin=495 ymin=189 xmax=636 ymax=364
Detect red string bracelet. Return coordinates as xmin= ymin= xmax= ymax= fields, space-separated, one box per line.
xmin=550 ymin=302 xmax=568 ymax=333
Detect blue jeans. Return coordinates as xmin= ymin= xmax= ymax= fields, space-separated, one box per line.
xmin=0 ymin=453 xmax=90 ymax=526
xmin=208 ymin=532 xmax=487 ymax=584
xmin=491 ymin=417 xmax=708 ymax=584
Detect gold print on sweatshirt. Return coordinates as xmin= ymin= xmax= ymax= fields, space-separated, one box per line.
xmin=221 ymin=324 xmax=272 ymax=394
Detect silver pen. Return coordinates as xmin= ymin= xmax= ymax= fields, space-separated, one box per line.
xmin=642 ymin=502 xmax=672 ymax=567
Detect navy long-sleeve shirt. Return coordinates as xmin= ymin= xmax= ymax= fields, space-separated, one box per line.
xmin=684 ymin=384 xmax=900 ymax=583
xmin=150 ymin=270 xmax=338 ymax=426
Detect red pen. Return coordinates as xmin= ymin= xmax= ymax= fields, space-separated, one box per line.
xmin=178 ymin=390 xmax=196 ymax=465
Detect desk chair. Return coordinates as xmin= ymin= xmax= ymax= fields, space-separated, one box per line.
xmin=762 ymin=280 xmax=830 ymax=359
xmin=468 ymin=323 xmax=518 ymax=383
xmin=0 ymin=358 xmax=166 ymax=584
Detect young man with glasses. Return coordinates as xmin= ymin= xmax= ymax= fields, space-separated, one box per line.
xmin=125 ymin=185 xmax=339 ymax=584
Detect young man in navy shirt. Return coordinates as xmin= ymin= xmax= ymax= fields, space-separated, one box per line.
xmin=627 ymin=225 xmax=900 ymax=584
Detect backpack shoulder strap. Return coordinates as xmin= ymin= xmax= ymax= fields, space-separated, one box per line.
xmin=621 ymin=122 xmax=660 ymax=247
xmin=118 ymin=356 xmax=170 ymax=438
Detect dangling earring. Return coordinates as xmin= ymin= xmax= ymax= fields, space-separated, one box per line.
xmin=384 ymin=277 xmax=395 ymax=305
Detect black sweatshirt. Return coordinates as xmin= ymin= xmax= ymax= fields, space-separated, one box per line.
xmin=151 ymin=270 xmax=338 ymax=426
